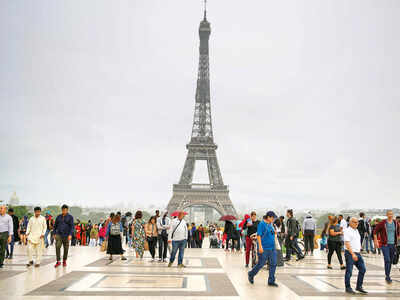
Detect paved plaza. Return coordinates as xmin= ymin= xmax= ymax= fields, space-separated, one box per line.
xmin=1 ymin=240 xmax=399 ymax=299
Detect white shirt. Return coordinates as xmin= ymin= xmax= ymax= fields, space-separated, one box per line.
xmin=168 ymin=218 xmax=188 ymax=241
xmin=157 ymin=215 xmax=171 ymax=234
xmin=26 ymin=215 xmax=46 ymax=244
xmin=344 ymin=227 xmax=361 ymax=253
xmin=340 ymin=219 xmax=347 ymax=230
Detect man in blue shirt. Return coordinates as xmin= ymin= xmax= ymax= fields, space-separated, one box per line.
xmin=248 ymin=211 xmax=278 ymax=287
xmin=54 ymin=204 xmax=74 ymax=268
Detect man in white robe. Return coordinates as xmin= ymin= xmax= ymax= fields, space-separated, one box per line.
xmin=26 ymin=207 xmax=47 ymax=267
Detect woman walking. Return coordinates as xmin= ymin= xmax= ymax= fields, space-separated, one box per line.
xmin=19 ymin=217 xmax=28 ymax=245
xmin=145 ymin=216 xmax=158 ymax=261
xmin=132 ymin=211 xmax=146 ymax=259
xmin=327 ymin=216 xmax=345 ymax=270
xmin=81 ymin=224 xmax=87 ymax=246
xmin=106 ymin=214 xmax=126 ymax=261
xmin=224 ymin=220 xmax=237 ymax=252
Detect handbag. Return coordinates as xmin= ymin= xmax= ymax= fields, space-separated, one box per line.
xmin=144 ymin=239 xmax=149 ymax=251
xmin=274 ymin=234 xmax=281 ymax=250
xmin=100 ymin=240 xmax=108 ymax=252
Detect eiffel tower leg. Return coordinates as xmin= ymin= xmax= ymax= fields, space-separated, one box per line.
xmin=179 ymin=155 xmax=195 ymax=185
xmin=207 ymin=155 xmax=223 ymax=186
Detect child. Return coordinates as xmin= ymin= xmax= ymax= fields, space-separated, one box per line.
xmin=90 ymin=224 xmax=99 ymax=247
xmin=320 ymin=235 xmax=327 ymax=251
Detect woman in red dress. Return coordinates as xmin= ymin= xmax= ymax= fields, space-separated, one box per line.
xmin=81 ymin=224 xmax=87 ymax=246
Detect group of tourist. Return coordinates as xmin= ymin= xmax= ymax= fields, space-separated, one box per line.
xmin=101 ymin=209 xmax=188 ymax=267
xmin=1 ymin=203 xmax=399 ymax=295
xmin=242 ymin=209 xmax=400 ymax=295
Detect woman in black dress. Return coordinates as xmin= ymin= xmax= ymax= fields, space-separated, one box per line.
xmin=106 ymin=214 xmax=127 ymax=261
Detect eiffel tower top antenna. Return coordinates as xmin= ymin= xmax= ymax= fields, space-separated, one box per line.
xmin=203 ymin=0 xmax=207 ymax=20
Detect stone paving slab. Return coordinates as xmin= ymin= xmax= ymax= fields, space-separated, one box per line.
xmin=2 ymin=255 xmax=56 ymax=267
xmin=26 ymin=271 xmax=238 ymax=297
xmin=279 ymin=273 xmax=400 ymax=297
xmin=85 ymin=256 xmax=222 ymax=269
xmin=0 ymin=270 xmax=25 ymax=280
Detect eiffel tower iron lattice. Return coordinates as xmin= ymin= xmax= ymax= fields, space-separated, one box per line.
xmin=167 ymin=5 xmax=237 ymax=218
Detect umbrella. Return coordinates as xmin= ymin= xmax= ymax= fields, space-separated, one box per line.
xmin=219 ymin=215 xmax=237 ymax=221
xmin=171 ymin=211 xmax=188 ymax=217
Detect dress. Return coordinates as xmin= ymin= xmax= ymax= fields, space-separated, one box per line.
xmin=75 ymin=225 xmax=81 ymax=241
xmin=107 ymin=222 xmax=123 ymax=255
xmin=133 ymin=219 xmax=146 ymax=257
xmin=81 ymin=225 xmax=87 ymax=246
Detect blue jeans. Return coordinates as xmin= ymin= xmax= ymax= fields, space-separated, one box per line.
xmin=381 ymin=244 xmax=395 ymax=279
xmin=248 ymin=249 xmax=277 ymax=284
xmin=44 ymin=229 xmax=50 ymax=247
xmin=170 ymin=239 xmax=187 ymax=265
xmin=6 ymin=235 xmax=14 ymax=256
xmin=364 ymin=234 xmax=374 ymax=252
xmin=344 ymin=251 xmax=365 ymax=289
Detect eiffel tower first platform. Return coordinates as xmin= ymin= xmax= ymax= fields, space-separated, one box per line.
xmin=167 ymin=4 xmax=237 ymax=220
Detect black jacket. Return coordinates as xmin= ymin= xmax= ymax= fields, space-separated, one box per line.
xmin=224 ymin=221 xmax=236 ymax=238
xmin=287 ymin=217 xmax=298 ymax=238
xmin=243 ymin=219 xmax=259 ymax=237
xmin=358 ymin=219 xmax=367 ymax=236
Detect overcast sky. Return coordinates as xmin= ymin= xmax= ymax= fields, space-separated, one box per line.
xmin=1 ymin=0 xmax=399 ymax=209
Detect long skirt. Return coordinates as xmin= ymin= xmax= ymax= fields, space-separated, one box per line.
xmin=107 ymin=234 xmax=123 ymax=255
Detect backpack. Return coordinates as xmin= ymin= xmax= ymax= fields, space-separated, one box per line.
xmin=110 ymin=223 xmax=120 ymax=236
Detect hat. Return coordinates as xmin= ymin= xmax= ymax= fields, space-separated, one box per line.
xmin=265 ymin=211 xmax=277 ymax=219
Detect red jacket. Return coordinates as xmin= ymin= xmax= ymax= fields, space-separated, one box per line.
xmin=373 ymin=220 xmax=399 ymax=247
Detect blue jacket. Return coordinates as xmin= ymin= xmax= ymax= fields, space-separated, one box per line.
xmin=54 ymin=213 xmax=74 ymax=237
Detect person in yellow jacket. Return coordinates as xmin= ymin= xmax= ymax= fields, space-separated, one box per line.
xmin=26 ymin=207 xmax=47 ymax=267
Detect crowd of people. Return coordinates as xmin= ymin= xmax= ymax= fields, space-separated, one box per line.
xmin=0 ymin=204 xmax=399 ymax=295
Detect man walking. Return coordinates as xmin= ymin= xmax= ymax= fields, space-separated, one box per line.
xmin=0 ymin=205 xmax=13 ymax=268
xmin=344 ymin=217 xmax=367 ymax=294
xmin=157 ymin=211 xmax=170 ymax=262
xmin=6 ymin=208 xmax=19 ymax=259
xmin=248 ymin=211 xmax=278 ymax=287
xmin=284 ymin=209 xmax=304 ymax=261
xmin=358 ymin=212 xmax=367 ymax=251
xmin=54 ymin=204 xmax=74 ymax=267
xmin=303 ymin=212 xmax=316 ymax=256
xmin=26 ymin=207 xmax=47 ymax=267
xmin=168 ymin=211 xmax=187 ymax=268
xmin=373 ymin=210 xmax=400 ymax=283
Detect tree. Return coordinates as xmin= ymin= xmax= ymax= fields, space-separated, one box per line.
xmin=44 ymin=205 xmax=61 ymax=217
xmin=10 ymin=206 xmax=29 ymax=219
xmin=70 ymin=206 xmax=83 ymax=219
xmin=142 ymin=211 xmax=151 ymax=222
xmin=88 ymin=212 xmax=107 ymax=224
xmin=317 ymin=213 xmax=333 ymax=230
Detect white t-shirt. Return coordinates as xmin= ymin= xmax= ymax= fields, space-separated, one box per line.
xmin=340 ymin=219 xmax=347 ymax=230
xmin=344 ymin=227 xmax=361 ymax=253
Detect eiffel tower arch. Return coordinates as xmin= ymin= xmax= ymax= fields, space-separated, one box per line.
xmin=167 ymin=5 xmax=237 ymax=223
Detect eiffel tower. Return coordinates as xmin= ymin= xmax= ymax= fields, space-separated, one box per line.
xmin=167 ymin=3 xmax=237 ymax=220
